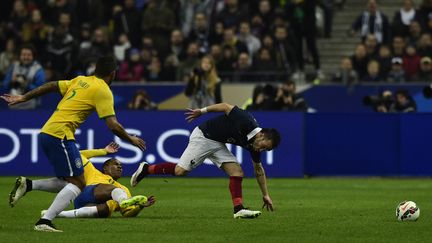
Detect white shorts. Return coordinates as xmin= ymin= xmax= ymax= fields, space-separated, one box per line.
xmin=177 ymin=127 xmax=238 ymax=171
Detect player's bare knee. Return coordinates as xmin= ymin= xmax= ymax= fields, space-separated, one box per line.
xmin=174 ymin=166 xmax=188 ymax=176
xmin=97 ymin=204 xmax=110 ymax=218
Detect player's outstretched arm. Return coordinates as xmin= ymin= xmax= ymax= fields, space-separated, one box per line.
xmin=79 ymin=142 xmax=119 ymax=159
xmin=185 ymin=102 xmax=234 ymax=122
xmin=105 ymin=116 xmax=146 ymax=150
xmin=253 ymin=162 xmax=274 ymax=211
xmin=1 ymin=81 xmax=59 ymax=106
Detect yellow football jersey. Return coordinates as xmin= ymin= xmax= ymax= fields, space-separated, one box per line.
xmin=80 ymin=149 xmax=131 ymax=198
xmin=41 ymin=76 xmax=115 ymax=140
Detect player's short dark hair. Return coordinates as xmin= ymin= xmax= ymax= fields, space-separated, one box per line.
xmin=103 ymin=158 xmax=118 ymax=169
xmin=94 ymin=56 xmax=117 ymax=78
xmin=261 ymin=128 xmax=281 ymax=149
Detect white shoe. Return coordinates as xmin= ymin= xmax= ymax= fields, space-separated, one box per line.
xmin=233 ymin=209 xmax=262 ymax=219
xmin=40 ymin=210 xmax=47 ymax=217
xmin=9 ymin=176 xmax=27 ymax=207
xmin=130 ymin=162 xmax=149 ymax=187
xmin=34 ymin=224 xmax=63 ymax=233
xmin=34 ymin=219 xmax=63 ymax=233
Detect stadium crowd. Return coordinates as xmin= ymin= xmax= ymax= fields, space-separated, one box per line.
xmin=334 ymin=0 xmax=432 ymax=84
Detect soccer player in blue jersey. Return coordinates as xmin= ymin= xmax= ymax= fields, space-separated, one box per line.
xmin=131 ymin=103 xmax=280 ymax=219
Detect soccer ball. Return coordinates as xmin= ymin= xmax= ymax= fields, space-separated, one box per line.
xmin=396 ymin=201 xmax=420 ymax=221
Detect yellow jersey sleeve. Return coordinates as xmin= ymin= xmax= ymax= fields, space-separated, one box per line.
xmin=57 ymin=80 xmax=72 ymax=96
xmin=94 ymin=86 xmax=115 ymax=119
xmin=80 ymin=149 xmax=107 ymax=160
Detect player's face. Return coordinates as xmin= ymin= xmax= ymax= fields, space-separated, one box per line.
xmin=252 ymin=133 xmax=274 ymax=152
xmin=105 ymin=160 xmax=122 ymax=180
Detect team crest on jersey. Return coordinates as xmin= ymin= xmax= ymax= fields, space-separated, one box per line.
xmin=75 ymin=158 xmax=82 ymax=169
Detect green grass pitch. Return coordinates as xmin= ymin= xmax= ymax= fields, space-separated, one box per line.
xmin=0 ymin=177 xmax=431 ymax=242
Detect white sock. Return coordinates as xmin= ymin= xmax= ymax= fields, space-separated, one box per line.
xmin=57 ymin=206 xmax=99 ymax=218
xmin=42 ymin=183 xmax=81 ymax=221
xmin=32 ymin=178 xmax=68 ymax=193
xmin=111 ymin=188 xmax=128 ymax=204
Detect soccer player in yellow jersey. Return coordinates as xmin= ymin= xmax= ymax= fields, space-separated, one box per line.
xmin=2 ymin=56 xmax=146 ymax=232
xmin=12 ymin=142 xmax=155 ymax=218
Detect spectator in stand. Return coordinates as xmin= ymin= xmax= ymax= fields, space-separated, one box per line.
xmin=7 ymin=0 xmax=29 ymax=38
xmin=392 ymin=36 xmax=406 ymax=57
xmin=186 ymin=13 xmax=211 ymax=55
xmin=232 ymin=52 xmax=254 ymax=82
xmin=180 ymin=0 xmax=213 ymax=37
xmin=0 ymin=39 xmax=17 ymax=81
xmin=418 ymin=56 xmax=432 ymax=81
xmin=364 ymin=34 xmax=379 ymax=58
xmin=216 ymin=0 xmax=249 ymax=28
xmin=118 ymin=48 xmax=145 ymax=82
xmin=237 ymin=21 xmax=261 ymax=58
xmin=164 ymin=29 xmax=186 ymax=64
xmin=252 ymin=47 xmax=278 ymax=82
xmin=403 ymin=45 xmax=421 ymax=80
xmin=45 ymin=0 xmax=75 ymax=28
xmin=57 ymin=12 xmax=75 ymax=36
xmin=376 ymin=45 xmax=392 ymax=79
xmin=332 ymin=57 xmax=358 ymax=85
xmin=112 ymin=0 xmax=142 ymax=47
xmin=184 ymin=55 xmax=220 ymax=109
xmin=75 ymin=0 xmax=104 ymax=29
xmin=350 ymin=0 xmax=390 ymax=44
xmin=273 ymin=26 xmax=297 ymax=79
xmin=222 ymin=27 xmax=248 ymax=57
xmin=351 ymin=43 xmax=369 ymax=80
xmin=128 ymin=89 xmax=158 ymax=110
xmin=320 ymin=0 xmax=335 ymax=38
xmin=177 ymin=42 xmax=200 ymax=82
xmin=145 ymin=56 xmax=163 ymax=82
xmin=274 ymin=80 xmax=308 ymax=112
xmin=407 ymin=21 xmax=422 ymax=45
xmin=417 ymin=33 xmax=432 ymax=57
xmin=256 ymin=0 xmax=274 ymax=35
xmin=77 ymin=27 xmax=112 ymax=73
xmin=162 ymin=55 xmax=178 ymax=81
xmin=364 ymin=59 xmax=382 ymax=82
xmin=392 ymin=0 xmax=419 ymax=37
xmin=209 ymin=21 xmax=224 ymax=45
xmin=3 ymin=44 xmax=45 ymax=109
xmin=210 ymin=44 xmax=222 ymax=65
xmin=113 ymin=34 xmax=132 ymax=62
xmin=250 ymin=14 xmax=266 ymax=38
xmin=141 ymin=0 xmax=176 ymax=56
xmin=21 ymin=9 xmax=51 ymax=57
xmin=45 ymin=25 xmax=74 ymax=78
xmin=387 ymin=57 xmax=406 ymax=83
xmin=217 ymin=45 xmax=237 ymax=81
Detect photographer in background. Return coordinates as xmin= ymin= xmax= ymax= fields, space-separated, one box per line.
xmin=363 ymin=90 xmax=393 ymax=112
xmin=274 ymin=80 xmax=308 ymax=112
xmin=128 ymin=89 xmax=158 ymax=110
xmin=389 ymin=90 xmax=416 ymax=113
xmin=3 ymin=44 xmax=45 ymax=109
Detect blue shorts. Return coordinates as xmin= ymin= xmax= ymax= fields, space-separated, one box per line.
xmin=74 ymin=185 xmax=104 ymax=209
xmin=39 ymin=133 xmax=83 ymax=177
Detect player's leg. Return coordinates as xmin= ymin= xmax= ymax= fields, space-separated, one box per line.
xmin=212 ymin=146 xmax=261 ymax=219
xmin=34 ymin=133 xmax=85 ymax=232
xmin=9 ymin=176 xmax=68 ymax=207
xmin=131 ymin=127 xmax=211 ymax=186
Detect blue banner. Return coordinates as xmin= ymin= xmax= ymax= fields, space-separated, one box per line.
xmin=0 ymin=111 xmax=304 ymax=178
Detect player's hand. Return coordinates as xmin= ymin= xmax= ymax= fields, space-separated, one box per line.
xmin=143 ymin=195 xmax=156 ymax=207
xmin=262 ymin=195 xmax=274 ymax=211
xmin=185 ymin=108 xmax=201 ymax=123
xmin=130 ymin=135 xmax=146 ymax=150
xmin=0 ymin=94 xmax=27 ymax=106
xmin=105 ymin=141 xmax=119 ymax=154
